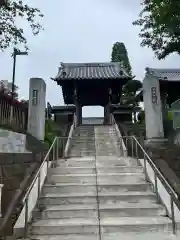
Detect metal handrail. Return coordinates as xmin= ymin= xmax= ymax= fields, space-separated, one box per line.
xmin=19 ymin=117 xmax=76 ymax=237
xmin=125 ymin=135 xmax=180 ymax=234
xmin=22 ymin=136 xmax=59 ymax=237
xmin=112 ymin=115 xmax=180 ymax=234
xmin=23 ymin=137 xmax=57 ymax=202
xmin=111 ymin=114 xmax=128 ymax=156
xmin=133 ymin=136 xmax=177 ymax=196
xmin=132 ymin=135 xmax=180 ymax=207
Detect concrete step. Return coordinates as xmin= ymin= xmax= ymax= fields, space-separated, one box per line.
xmin=48 ymin=166 xmax=143 ymax=175
xmin=39 ymin=192 xmax=156 ymax=206
xmin=48 ymin=167 xmax=96 ymax=174
xmin=97 ymin=166 xmax=143 ymax=174
xmin=98 ymin=191 xmax=157 ymax=204
xmin=103 ymin=232 xmax=180 ymax=240
xmin=43 ymin=182 xmax=152 ymax=194
xmin=33 ymin=203 xmax=165 ymax=220
xmin=43 ymin=183 xmax=97 ymax=194
xmin=34 ymin=204 xmax=98 ymax=219
xmin=47 ymin=173 xmax=146 ymax=184
xmin=96 ymin=159 xmax=138 ymax=167
xmin=100 ymin=217 xmax=174 ymax=234
xmin=31 ymin=218 xmax=99 ymax=235
xmin=27 ymin=233 xmax=179 ymax=240
xmin=39 ymin=193 xmax=97 ymax=205
xmin=99 ymin=203 xmax=166 ymax=218
xmin=97 ymin=173 xmax=146 ymax=184
xmin=47 ymin=174 xmax=96 ymax=184
xmin=68 ymin=153 xmax=96 ymax=157
xmin=70 ymin=141 xmax=94 ymax=144
xmin=98 ymin=182 xmax=152 ymax=193
xmin=55 ymin=159 xmax=96 ymax=167
xmin=29 ymin=235 xmax=99 ymax=240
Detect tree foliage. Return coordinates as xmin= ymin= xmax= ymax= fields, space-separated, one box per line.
xmin=111 ymin=42 xmax=132 ymax=76
xmin=120 ymin=81 xmax=143 ymax=107
xmin=133 ymin=0 xmax=180 ymax=59
xmin=0 ymin=0 xmax=43 ymax=51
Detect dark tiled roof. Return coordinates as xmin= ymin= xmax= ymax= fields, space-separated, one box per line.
xmin=53 ymin=62 xmax=130 ymax=80
xmin=146 ymin=68 xmax=180 ymax=81
xmin=52 ymin=105 xmax=76 ymax=112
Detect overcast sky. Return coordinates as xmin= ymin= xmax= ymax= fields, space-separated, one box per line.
xmin=0 ymin=0 xmax=180 ymax=117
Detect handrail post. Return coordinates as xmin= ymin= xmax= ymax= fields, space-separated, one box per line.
xmin=154 ymin=172 xmax=159 ymax=203
xmin=56 ymin=138 xmax=59 ymax=160
xmin=52 ymin=142 xmax=55 ymax=167
xmin=24 ymin=198 xmax=29 ymax=237
xmin=135 ymin=140 xmax=138 ymax=159
xmin=144 ymin=153 xmax=148 ymax=182
xmin=120 ymin=137 xmax=123 ymax=156
xmin=131 ymin=137 xmax=134 ymax=157
xmin=170 ymin=194 xmax=176 ymax=234
xmin=125 ymin=137 xmax=128 ymax=149
xmin=62 ymin=138 xmax=64 ymax=158
xmin=47 ymin=154 xmax=49 ymax=175
xmin=37 ymin=172 xmax=41 ymax=198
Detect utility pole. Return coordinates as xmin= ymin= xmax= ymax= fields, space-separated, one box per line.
xmin=10 ymin=48 xmax=28 ymax=124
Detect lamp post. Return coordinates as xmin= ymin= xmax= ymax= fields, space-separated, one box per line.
xmin=11 ymin=48 xmax=28 ymax=96
xmin=10 ymin=48 xmax=28 ymax=123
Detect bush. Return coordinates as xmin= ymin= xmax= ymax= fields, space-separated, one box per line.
xmin=137 ymin=111 xmax=145 ymax=123
xmin=44 ymin=119 xmax=57 ymax=146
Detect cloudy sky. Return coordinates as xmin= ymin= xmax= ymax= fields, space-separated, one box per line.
xmin=0 ymin=0 xmax=180 ymax=117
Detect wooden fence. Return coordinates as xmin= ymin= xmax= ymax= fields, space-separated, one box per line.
xmin=0 ymin=90 xmax=28 ymax=131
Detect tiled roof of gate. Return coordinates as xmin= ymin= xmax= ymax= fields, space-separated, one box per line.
xmin=53 ymin=62 xmax=130 ymax=80
xmin=146 ymin=68 xmax=180 ymax=81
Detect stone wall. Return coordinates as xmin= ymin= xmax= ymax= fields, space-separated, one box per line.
xmin=0 ymin=129 xmax=30 ymax=153
xmin=0 ymin=128 xmax=48 ymax=221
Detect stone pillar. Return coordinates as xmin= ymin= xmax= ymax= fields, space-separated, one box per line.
xmin=0 ymin=184 xmax=3 ymax=217
xmin=76 ymin=102 xmax=82 ymax=126
xmin=28 ymin=78 xmax=46 ymax=141
xmin=104 ymin=88 xmax=112 ymax=124
xmin=104 ymin=103 xmax=111 ymax=124
xmin=143 ymin=75 xmax=164 ymax=139
xmin=74 ymin=99 xmax=82 ymax=126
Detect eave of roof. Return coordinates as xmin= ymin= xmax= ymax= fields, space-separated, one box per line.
xmin=146 ymin=67 xmax=180 ymax=81
xmin=52 ymin=62 xmax=131 ymax=81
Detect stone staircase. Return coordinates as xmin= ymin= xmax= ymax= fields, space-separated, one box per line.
xmin=69 ymin=125 xmax=95 ymax=157
xmin=25 ymin=125 xmax=179 ymax=240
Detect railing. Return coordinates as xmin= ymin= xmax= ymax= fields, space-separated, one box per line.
xmin=111 ymin=114 xmax=128 ymax=157
xmin=12 ymin=135 xmax=91 ymax=238
xmin=0 ymin=91 xmax=28 ymax=131
xmin=118 ymin=135 xmax=180 ymax=234
xmin=111 ymin=114 xmax=180 ymax=234
xmin=1 ymin=120 xmax=75 ymax=238
xmin=2 ymin=121 xmax=180 ymax=237
xmin=64 ymin=121 xmax=75 ymax=158
xmin=3 ymin=137 xmax=60 ymax=238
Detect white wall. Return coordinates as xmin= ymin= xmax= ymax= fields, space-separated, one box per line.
xmin=15 ymin=160 xmax=52 ymax=229
xmin=139 ymin=158 xmax=180 ymax=221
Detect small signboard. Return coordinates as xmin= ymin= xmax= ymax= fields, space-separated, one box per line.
xmin=171 ymin=99 xmax=180 ymax=130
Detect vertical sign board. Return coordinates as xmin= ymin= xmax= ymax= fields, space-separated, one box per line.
xmin=151 ymin=87 xmax=157 ymax=104
xmin=171 ymin=99 xmax=180 ymax=130
xmin=32 ymin=89 xmax=38 ymax=106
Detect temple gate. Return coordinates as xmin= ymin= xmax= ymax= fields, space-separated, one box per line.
xmin=52 ymin=62 xmax=131 ymax=126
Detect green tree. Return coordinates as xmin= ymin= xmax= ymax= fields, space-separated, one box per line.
xmin=133 ymin=0 xmax=180 ymax=59
xmin=121 ymin=80 xmax=143 ymax=107
xmin=0 ymin=0 xmax=43 ymax=51
xmin=111 ymin=42 xmax=132 ymax=76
